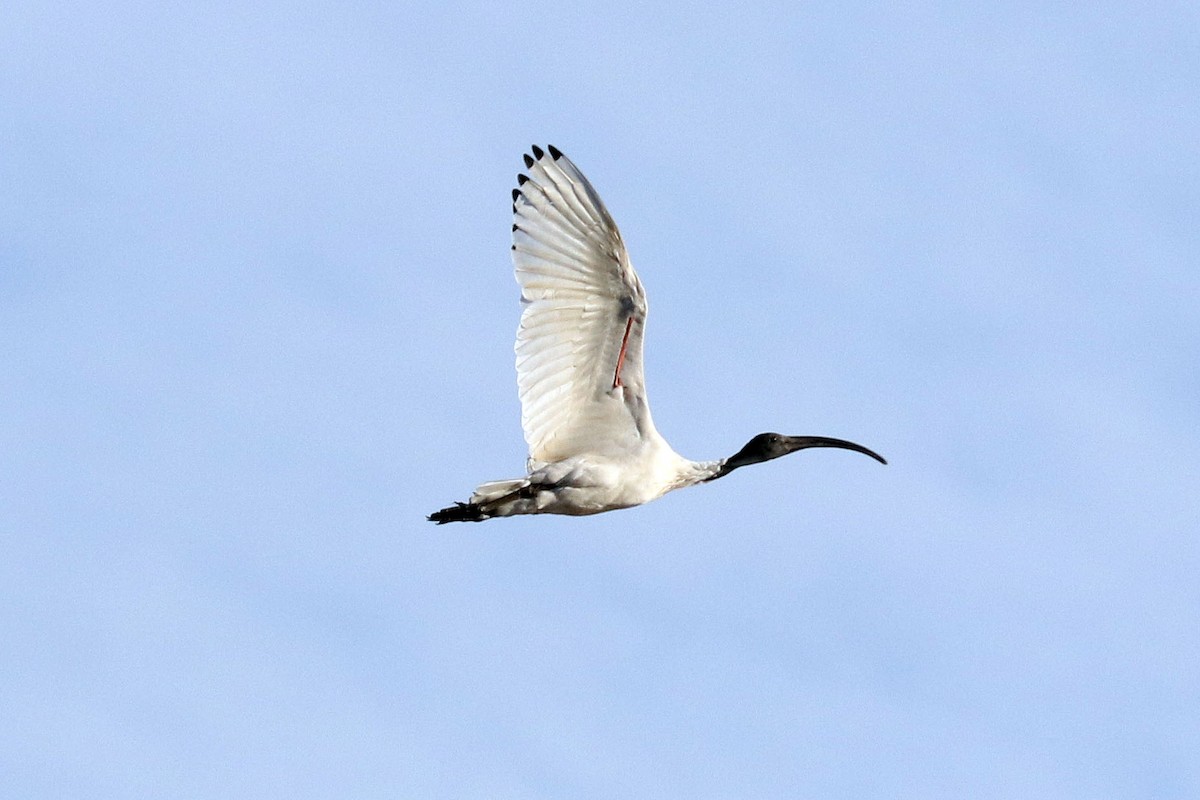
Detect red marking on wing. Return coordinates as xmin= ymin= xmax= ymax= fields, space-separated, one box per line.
xmin=612 ymin=316 xmax=634 ymax=390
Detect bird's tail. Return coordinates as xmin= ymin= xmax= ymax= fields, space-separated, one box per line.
xmin=427 ymin=478 xmax=534 ymax=524
xmin=427 ymin=501 xmax=486 ymax=524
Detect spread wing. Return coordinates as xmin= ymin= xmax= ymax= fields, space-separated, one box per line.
xmin=511 ymin=145 xmax=656 ymax=464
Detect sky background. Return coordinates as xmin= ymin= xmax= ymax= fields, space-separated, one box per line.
xmin=3 ymin=1 xmax=1198 ymax=797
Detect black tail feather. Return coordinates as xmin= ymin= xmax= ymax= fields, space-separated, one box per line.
xmin=427 ymin=501 xmax=486 ymax=524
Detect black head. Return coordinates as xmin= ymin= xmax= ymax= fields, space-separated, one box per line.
xmin=709 ymin=432 xmax=886 ymax=481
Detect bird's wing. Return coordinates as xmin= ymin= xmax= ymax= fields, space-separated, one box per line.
xmin=512 ymin=145 xmax=656 ymax=464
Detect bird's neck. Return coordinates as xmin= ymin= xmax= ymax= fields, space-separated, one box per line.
xmin=674 ymin=459 xmax=724 ymax=489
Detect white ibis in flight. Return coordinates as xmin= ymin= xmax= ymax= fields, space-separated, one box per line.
xmin=429 ymin=146 xmax=885 ymax=523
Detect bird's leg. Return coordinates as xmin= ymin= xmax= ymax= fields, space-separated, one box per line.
xmin=612 ymin=316 xmax=634 ymax=389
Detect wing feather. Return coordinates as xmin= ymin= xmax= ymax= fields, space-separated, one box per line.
xmin=512 ymin=146 xmax=655 ymax=463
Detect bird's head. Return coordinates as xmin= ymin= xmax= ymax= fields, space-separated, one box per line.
xmin=708 ymin=433 xmax=887 ymax=481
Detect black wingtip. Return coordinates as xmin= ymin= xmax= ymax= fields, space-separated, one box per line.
xmin=522 ymin=153 xmax=535 ymax=168
xmin=517 ymin=173 xmax=529 ymax=185
xmin=511 ymin=188 xmax=521 ymax=202
xmin=547 ymin=144 xmax=563 ymax=160
xmin=531 ymin=144 xmax=545 ymax=160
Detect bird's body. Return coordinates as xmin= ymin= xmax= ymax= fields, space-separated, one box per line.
xmin=429 ymin=146 xmax=884 ymax=524
xmin=463 ymin=446 xmax=720 ymax=520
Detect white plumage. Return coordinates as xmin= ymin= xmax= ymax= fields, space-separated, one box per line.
xmin=513 ymin=149 xmax=650 ymax=465
xmin=429 ymin=146 xmax=884 ymax=524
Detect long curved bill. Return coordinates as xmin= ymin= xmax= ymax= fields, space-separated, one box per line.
xmin=781 ymin=435 xmax=888 ymax=465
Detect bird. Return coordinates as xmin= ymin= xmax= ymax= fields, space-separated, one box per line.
xmin=428 ymin=145 xmax=885 ymax=524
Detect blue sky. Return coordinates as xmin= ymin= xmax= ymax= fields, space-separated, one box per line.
xmin=3 ymin=1 xmax=1198 ymax=797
